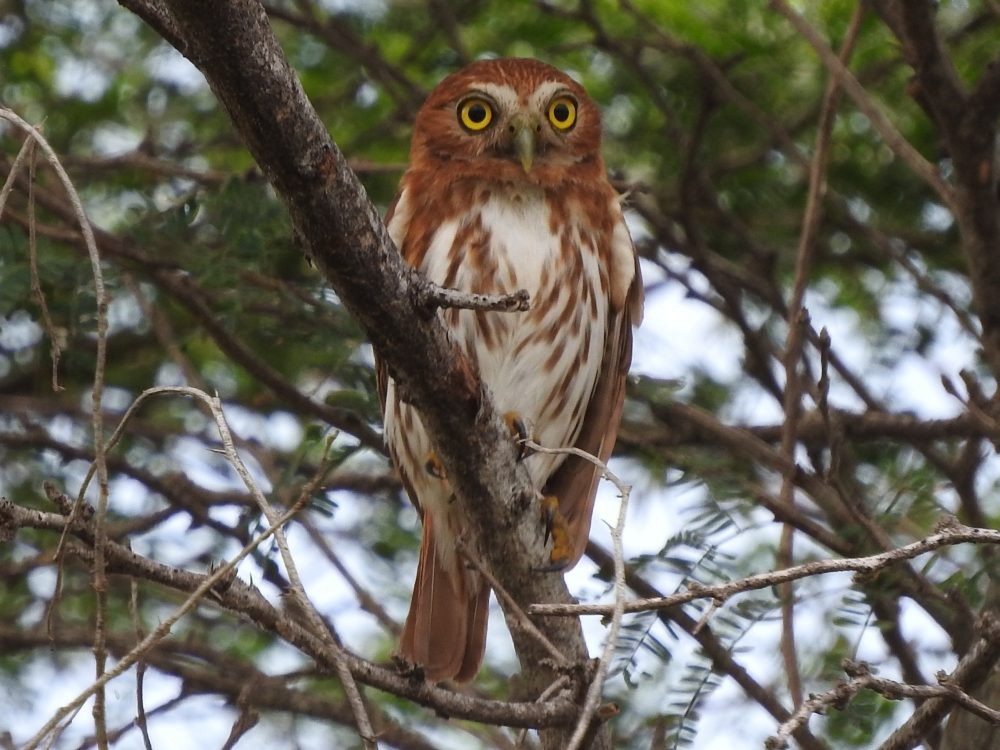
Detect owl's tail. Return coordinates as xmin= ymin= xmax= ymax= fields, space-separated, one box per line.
xmin=399 ymin=513 xmax=490 ymax=682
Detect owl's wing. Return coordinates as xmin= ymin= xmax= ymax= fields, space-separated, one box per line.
xmin=379 ymin=187 xmax=491 ymax=681
xmin=543 ymin=226 xmax=643 ymax=568
xmin=374 ymin=192 xmax=401 ymax=438
xmin=375 ymin=188 xmax=422 ymax=515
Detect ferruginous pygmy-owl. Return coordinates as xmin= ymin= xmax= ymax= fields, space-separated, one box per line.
xmin=378 ymin=57 xmax=643 ymax=682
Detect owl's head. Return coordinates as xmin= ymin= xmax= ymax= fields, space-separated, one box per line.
xmin=409 ymin=58 xmax=605 ymax=186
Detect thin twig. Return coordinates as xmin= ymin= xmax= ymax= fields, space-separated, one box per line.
xmin=129 ymin=580 xmax=154 ymax=750
xmin=768 ymin=0 xmax=956 ymax=212
xmin=522 ymin=440 xmax=632 ymax=750
xmin=0 ymin=106 xmax=112 ymax=750
xmin=3 ymin=128 xmax=66 ymax=391
xmin=846 ymin=661 xmax=1000 ymax=724
xmin=219 ymin=709 xmax=260 ymax=750
xmin=205 ymin=402 xmax=378 ymax=749
xmin=85 ymin=386 xmax=376 ymax=748
xmin=22 ymin=490 xmax=310 ymax=750
xmin=26 ymin=139 xmax=64 ymax=392
xmin=767 ymin=619 xmax=1000 ymax=749
xmin=0 ymin=127 xmax=35 ymax=216
xmin=29 ymin=387 xmax=363 ymax=748
xmin=531 ymin=518 xmax=1000 ymax=617
xmin=70 ymin=695 xmax=189 ymax=750
xmin=515 ymin=676 xmax=572 ymax=748
xmin=877 ymin=613 xmax=1000 ymax=750
xmin=300 ymin=516 xmax=401 ymax=636
xmin=765 ymin=664 xmax=870 ymax=749
xmin=776 ymin=4 xmax=866 ymax=708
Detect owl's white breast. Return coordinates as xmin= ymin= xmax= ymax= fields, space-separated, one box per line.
xmin=432 ymin=188 xmax=552 ymax=293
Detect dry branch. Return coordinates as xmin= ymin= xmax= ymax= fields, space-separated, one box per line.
xmin=532 ymin=519 xmax=1000 ymax=617
xmin=768 ymin=616 xmax=1000 ymax=749
xmin=413 ymin=278 xmax=531 ymax=315
xmin=0 ymin=496 xmax=581 ymax=731
xmin=19 ymin=487 xmax=308 ymax=750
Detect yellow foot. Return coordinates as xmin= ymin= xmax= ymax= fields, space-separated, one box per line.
xmin=424 ymin=451 xmax=447 ymax=479
xmin=539 ymin=495 xmax=572 ymax=570
xmin=503 ymin=410 xmax=531 ymax=459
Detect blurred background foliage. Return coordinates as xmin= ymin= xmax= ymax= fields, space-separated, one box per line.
xmin=2 ymin=0 xmax=1000 ymax=748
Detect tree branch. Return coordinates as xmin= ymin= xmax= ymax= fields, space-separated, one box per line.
xmin=585 ymin=542 xmax=828 ymax=750
xmin=0 ymin=496 xmax=581 ymax=731
xmin=878 ymin=614 xmax=1000 ymax=750
xmin=113 ymin=7 xmax=598 ymax=748
xmin=411 ymin=276 xmax=531 ymax=315
xmin=533 ymin=519 xmax=1000 ymax=617
xmin=766 ymin=654 xmax=1000 ymax=750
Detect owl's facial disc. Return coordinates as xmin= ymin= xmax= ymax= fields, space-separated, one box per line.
xmin=447 ymin=80 xmax=588 ymax=177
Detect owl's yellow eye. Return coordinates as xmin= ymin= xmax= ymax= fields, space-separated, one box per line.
xmin=458 ymin=98 xmax=494 ymax=132
xmin=547 ymin=96 xmax=577 ymax=130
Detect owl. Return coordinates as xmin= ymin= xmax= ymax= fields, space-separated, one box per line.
xmin=378 ymin=58 xmax=642 ymax=682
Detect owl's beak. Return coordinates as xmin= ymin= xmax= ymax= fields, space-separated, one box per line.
xmin=510 ymin=115 xmax=536 ymax=173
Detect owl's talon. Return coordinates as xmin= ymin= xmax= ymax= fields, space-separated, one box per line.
xmin=539 ymin=495 xmax=573 ymax=571
xmin=504 ymin=411 xmax=531 ymax=460
xmin=425 ymin=452 xmax=447 ymax=479
xmin=391 ymin=653 xmax=427 ymax=682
